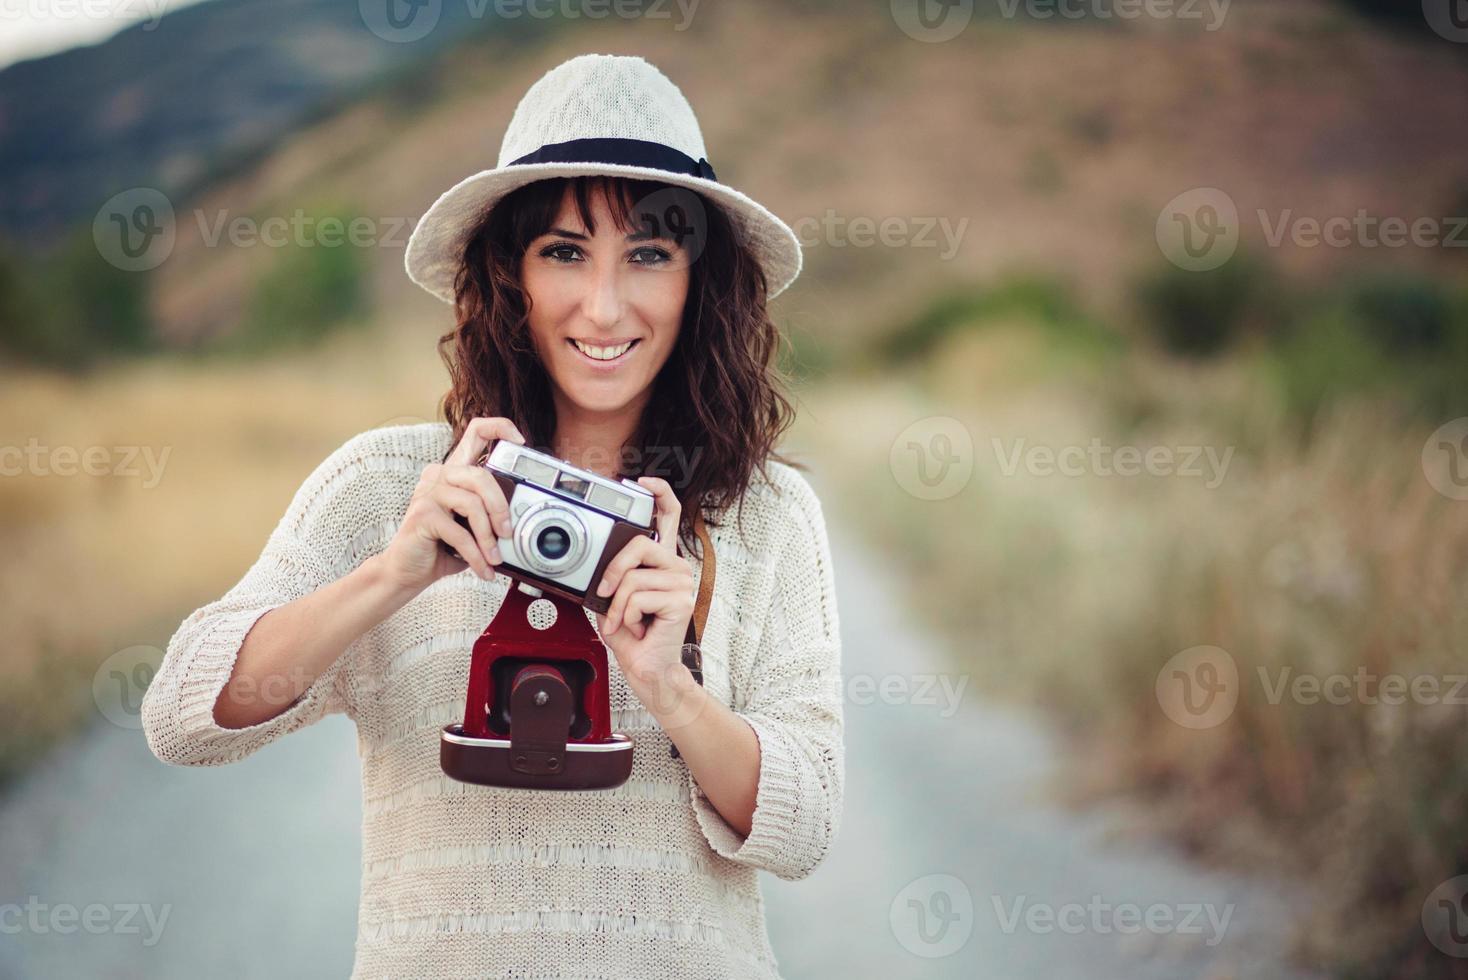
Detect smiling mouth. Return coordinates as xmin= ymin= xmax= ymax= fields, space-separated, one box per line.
xmin=568 ymin=338 xmax=641 ymax=363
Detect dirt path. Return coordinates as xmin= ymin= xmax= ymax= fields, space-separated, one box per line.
xmin=0 ymin=519 xmax=1319 ymax=979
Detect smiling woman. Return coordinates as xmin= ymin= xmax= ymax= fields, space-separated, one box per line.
xmin=141 ymin=52 xmax=844 ymax=980
xmin=441 ymin=171 xmax=792 ymax=553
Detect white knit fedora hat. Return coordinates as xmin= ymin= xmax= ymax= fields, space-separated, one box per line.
xmin=404 ymin=53 xmax=803 ymax=304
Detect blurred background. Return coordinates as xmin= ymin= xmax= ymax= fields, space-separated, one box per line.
xmin=2 ymin=0 xmax=1468 ymax=977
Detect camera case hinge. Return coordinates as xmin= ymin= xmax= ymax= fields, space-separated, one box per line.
xmin=507 ymin=665 xmax=574 ymax=775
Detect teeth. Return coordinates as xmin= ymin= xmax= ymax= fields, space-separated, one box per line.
xmin=572 ymin=339 xmax=635 ymax=361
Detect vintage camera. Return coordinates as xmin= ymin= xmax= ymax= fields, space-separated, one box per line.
xmin=438 ymin=441 xmax=656 ymax=790
xmin=448 ymin=441 xmax=657 ymax=614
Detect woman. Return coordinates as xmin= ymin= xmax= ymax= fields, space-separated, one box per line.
xmin=142 ymin=53 xmax=843 ymax=979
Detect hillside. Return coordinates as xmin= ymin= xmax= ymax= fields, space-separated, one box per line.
xmin=0 ymin=0 xmax=496 ymax=244
xmin=99 ymin=1 xmax=1461 ymax=353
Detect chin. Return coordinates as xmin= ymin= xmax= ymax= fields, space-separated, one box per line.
xmin=559 ymin=383 xmax=639 ymax=416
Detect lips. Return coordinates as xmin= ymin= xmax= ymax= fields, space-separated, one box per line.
xmin=567 ymin=337 xmax=641 ymax=366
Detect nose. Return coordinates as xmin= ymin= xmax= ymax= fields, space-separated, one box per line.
xmin=579 ymin=253 xmax=625 ymax=332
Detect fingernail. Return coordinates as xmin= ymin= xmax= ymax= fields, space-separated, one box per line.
xmin=596 ymin=580 xmax=611 ymax=597
xmin=488 ymin=546 xmax=501 ymax=564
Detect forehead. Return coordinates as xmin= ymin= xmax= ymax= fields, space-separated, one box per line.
xmin=540 ymin=182 xmax=689 ymax=245
xmin=550 ymin=182 xmax=636 ymax=232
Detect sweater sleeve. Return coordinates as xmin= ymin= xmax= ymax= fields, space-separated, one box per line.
xmin=141 ymin=433 xmax=370 ymax=768
xmin=688 ymin=472 xmax=845 ymax=881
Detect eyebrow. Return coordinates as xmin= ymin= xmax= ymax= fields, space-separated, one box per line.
xmin=545 ymin=225 xmax=666 ymax=243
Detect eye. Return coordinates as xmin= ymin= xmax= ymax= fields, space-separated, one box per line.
xmin=539 ymin=242 xmax=582 ymax=264
xmin=630 ymin=245 xmax=672 ymax=265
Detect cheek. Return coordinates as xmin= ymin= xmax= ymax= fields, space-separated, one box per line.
xmin=520 ymin=268 xmax=569 ymax=347
xmin=637 ymin=270 xmax=690 ymax=335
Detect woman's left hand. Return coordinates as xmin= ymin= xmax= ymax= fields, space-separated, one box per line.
xmin=593 ymin=477 xmax=697 ymax=693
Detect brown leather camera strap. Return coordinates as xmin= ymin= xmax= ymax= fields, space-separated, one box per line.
xmin=690 ymin=511 xmax=716 ymax=644
xmin=670 ymin=512 xmax=714 ymax=759
xmin=678 ymin=510 xmax=715 ymax=683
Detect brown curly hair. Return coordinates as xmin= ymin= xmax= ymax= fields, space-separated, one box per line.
xmin=436 ymin=174 xmax=802 ymax=557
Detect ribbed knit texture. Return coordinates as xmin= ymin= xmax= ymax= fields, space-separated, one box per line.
xmin=140 ymin=422 xmax=844 ymax=979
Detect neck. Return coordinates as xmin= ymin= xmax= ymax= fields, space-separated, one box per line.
xmin=550 ymin=390 xmax=649 ymax=480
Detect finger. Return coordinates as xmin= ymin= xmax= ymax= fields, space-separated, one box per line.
xmin=447 ymin=416 xmax=526 ymax=467
xmin=431 ymin=484 xmax=501 ymax=565
xmin=441 ymin=465 xmax=514 ymax=538
xmin=604 ymin=568 xmax=691 ymax=634
xmin=622 ymin=590 xmax=693 ymax=641
xmin=636 ymin=476 xmax=681 ymax=551
xmin=427 ymin=510 xmax=493 ymax=579
xmin=595 ymin=536 xmax=686 ymax=600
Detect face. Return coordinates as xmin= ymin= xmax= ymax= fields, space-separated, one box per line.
xmin=520 ymin=185 xmax=691 ymax=422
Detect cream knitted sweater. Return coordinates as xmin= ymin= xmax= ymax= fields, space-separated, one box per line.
xmin=141 ymin=422 xmax=844 ymax=979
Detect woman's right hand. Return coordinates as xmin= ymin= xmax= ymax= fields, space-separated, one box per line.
xmin=378 ymin=416 xmax=527 ymax=594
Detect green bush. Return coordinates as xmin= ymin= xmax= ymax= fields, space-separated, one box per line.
xmin=0 ymin=230 xmax=153 ymax=370
xmin=1268 ymin=274 xmax=1468 ymax=423
xmin=1349 ymin=273 xmax=1459 ymax=355
xmin=1134 ymin=253 xmax=1281 ymax=358
xmin=1268 ymin=307 xmax=1387 ymax=422
xmin=229 ymin=212 xmax=369 ymax=354
xmin=877 ymin=275 xmax=1120 ymax=364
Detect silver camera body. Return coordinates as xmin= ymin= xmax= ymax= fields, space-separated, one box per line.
xmin=482 ymin=441 xmax=658 ymax=601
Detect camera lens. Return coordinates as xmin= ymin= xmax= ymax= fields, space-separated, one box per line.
xmin=515 ymin=502 xmax=588 ymax=576
xmin=536 ymin=525 xmax=571 ymax=560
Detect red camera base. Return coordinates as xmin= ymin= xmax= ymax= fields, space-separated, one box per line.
xmin=440 ymin=576 xmax=635 ymax=791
